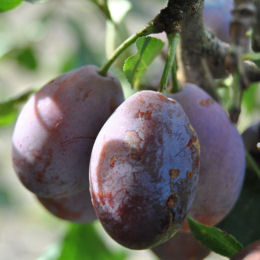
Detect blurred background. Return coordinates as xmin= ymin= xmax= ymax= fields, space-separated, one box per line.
xmin=0 ymin=0 xmax=259 ymax=259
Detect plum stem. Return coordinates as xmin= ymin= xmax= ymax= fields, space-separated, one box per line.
xmin=158 ymin=32 xmax=179 ymax=93
xmin=98 ymin=24 xmax=156 ymax=76
xmin=170 ymin=57 xmax=180 ymax=93
xmin=245 ymin=150 xmax=260 ymax=179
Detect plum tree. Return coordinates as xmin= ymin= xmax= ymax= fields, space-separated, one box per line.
xmin=169 ymin=83 xmax=245 ymax=230
xmin=230 ymin=240 xmax=260 ymax=260
xmin=89 ymin=90 xmax=200 ymax=249
xmin=37 ymin=189 xmax=96 ymax=223
xmin=152 ymin=230 xmax=210 ymax=260
xmin=12 ymin=65 xmax=124 ymax=198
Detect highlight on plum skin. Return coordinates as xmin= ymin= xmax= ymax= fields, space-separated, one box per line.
xmin=169 ymin=83 xmax=245 ymax=230
xmin=12 ymin=65 xmax=124 ymax=199
xmin=89 ymin=90 xmax=200 ymax=250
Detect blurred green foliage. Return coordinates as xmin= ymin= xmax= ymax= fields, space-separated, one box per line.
xmin=0 ymin=0 xmax=23 ymax=12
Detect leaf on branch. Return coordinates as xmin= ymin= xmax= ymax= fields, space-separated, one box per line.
xmin=188 ymin=217 xmax=243 ymax=258
xmin=0 ymin=90 xmax=34 ymax=127
xmin=123 ymin=36 xmax=164 ymax=88
xmin=0 ymin=0 xmax=23 ymax=12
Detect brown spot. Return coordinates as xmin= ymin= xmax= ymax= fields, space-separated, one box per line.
xmin=130 ymin=152 xmax=142 ymax=161
xmin=192 ymin=156 xmax=200 ymax=171
xmin=199 ymin=98 xmax=214 ymax=107
xmin=157 ymin=93 xmax=169 ymax=102
xmin=135 ymin=110 xmax=152 ymax=120
xmin=169 ymin=169 xmax=180 ymax=178
xmin=187 ymin=170 xmax=193 ymax=179
xmin=110 ymin=155 xmax=117 ymax=168
xmin=186 ymin=135 xmax=198 ymax=147
xmin=82 ymin=89 xmax=92 ymax=101
xmin=166 ymin=194 xmax=178 ymax=209
xmin=137 ymin=95 xmax=146 ymax=104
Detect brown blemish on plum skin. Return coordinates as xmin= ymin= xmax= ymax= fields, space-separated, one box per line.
xmin=157 ymin=93 xmax=170 ymax=103
xmin=169 ymin=169 xmax=180 ymax=178
xmin=82 ymin=89 xmax=92 ymax=101
xmin=199 ymin=98 xmax=214 ymax=107
xmin=166 ymin=194 xmax=178 ymax=209
xmin=166 ymin=193 xmax=178 ymax=209
xmin=186 ymin=135 xmax=198 ymax=147
xmin=187 ymin=170 xmax=193 ymax=179
xmin=110 ymin=155 xmax=117 ymax=168
xmin=134 ymin=110 xmax=152 ymax=120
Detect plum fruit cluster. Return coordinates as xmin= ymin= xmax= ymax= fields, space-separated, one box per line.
xmin=12 ymin=63 xmax=246 ymax=250
xmin=12 ymin=61 xmax=246 ymax=251
xmin=12 ymin=65 xmax=124 ymax=223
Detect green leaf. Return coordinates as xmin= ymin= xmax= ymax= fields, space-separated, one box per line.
xmin=217 ymin=168 xmax=260 ymax=246
xmin=57 ymin=222 xmax=127 ymax=260
xmin=0 ymin=90 xmax=34 ymax=127
xmin=4 ymin=46 xmax=38 ymax=71
xmin=123 ymin=36 xmax=164 ymax=88
xmin=242 ymin=82 xmax=260 ymax=112
xmin=188 ymin=217 xmax=243 ymax=258
xmin=243 ymin=52 xmax=260 ymax=61
xmin=0 ymin=0 xmax=23 ymax=12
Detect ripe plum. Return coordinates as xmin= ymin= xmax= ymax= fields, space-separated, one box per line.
xmin=89 ymin=90 xmax=200 ymax=249
xmin=12 ymin=65 xmax=124 ymax=198
xmin=170 ymin=83 xmax=245 ymax=230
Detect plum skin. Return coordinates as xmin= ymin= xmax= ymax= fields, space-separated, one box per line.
xmin=152 ymin=230 xmax=210 ymax=260
xmin=37 ymin=189 xmax=96 ymax=223
xmin=89 ymin=90 xmax=200 ymax=249
xmin=231 ymin=241 xmax=260 ymax=260
xmin=12 ymin=65 xmax=124 ymax=198
xmin=169 ymin=83 xmax=245 ymax=230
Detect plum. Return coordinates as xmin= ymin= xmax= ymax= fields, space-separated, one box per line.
xmin=12 ymin=65 xmax=124 ymax=198
xmin=37 ymin=189 xmax=96 ymax=223
xmin=152 ymin=230 xmax=210 ymax=260
xmin=89 ymin=90 xmax=200 ymax=249
xmin=231 ymin=240 xmax=260 ymax=260
xmin=169 ymin=83 xmax=245 ymax=230
xmin=204 ymin=0 xmax=234 ymax=43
